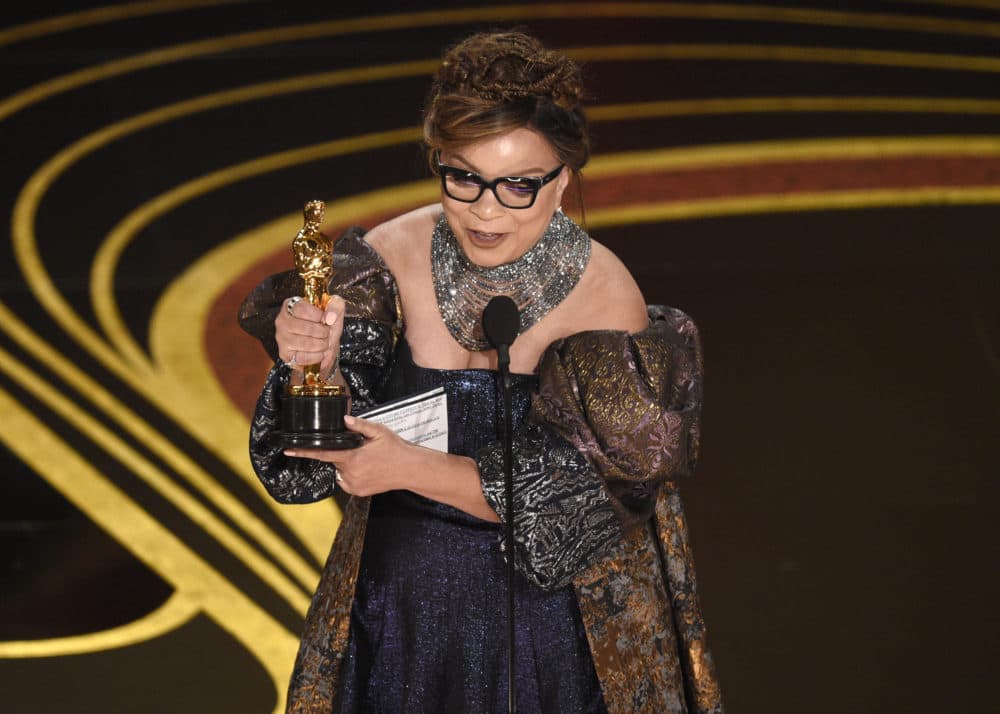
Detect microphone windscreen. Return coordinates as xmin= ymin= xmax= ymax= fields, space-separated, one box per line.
xmin=482 ymin=296 xmax=520 ymax=348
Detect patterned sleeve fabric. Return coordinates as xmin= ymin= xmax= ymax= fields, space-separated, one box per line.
xmin=239 ymin=227 xmax=401 ymax=501
xmin=237 ymin=267 xmax=300 ymax=363
xmin=237 ymin=226 xmax=400 ymax=359
xmin=249 ymin=363 xmax=337 ymax=503
xmin=477 ymin=422 xmax=625 ymax=590
xmin=477 ymin=305 xmax=703 ymax=590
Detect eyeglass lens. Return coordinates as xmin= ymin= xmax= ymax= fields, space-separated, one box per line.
xmin=443 ymin=171 xmax=539 ymax=208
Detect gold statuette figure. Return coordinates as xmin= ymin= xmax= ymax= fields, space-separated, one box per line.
xmin=280 ymin=200 xmax=362 ymax=449
xmin=290 ymin=200 xmax=342 ymax=396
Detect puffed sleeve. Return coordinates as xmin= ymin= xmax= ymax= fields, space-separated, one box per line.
xmin=476 ymin=306 xmax=702 ymax=588
xmin=238 ymin=227 xmax=401 ymax=503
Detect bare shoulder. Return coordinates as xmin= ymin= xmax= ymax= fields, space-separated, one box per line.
xmin=364 ymin=204 xmax=441 ymax=274
xmin=572 ymin=238 xmax=649 ymax=333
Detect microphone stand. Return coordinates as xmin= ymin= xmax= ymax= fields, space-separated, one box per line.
xmin=496 ymin=341 xmax=517 ymax=714
xmin=483 ymin=294 xmax=520 ymax=714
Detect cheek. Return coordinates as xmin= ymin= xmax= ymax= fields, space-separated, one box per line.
xmin=513 ymin=209 xmax=554 ymax=242
xmin=440 ymin=198 xmax=465 ymax=227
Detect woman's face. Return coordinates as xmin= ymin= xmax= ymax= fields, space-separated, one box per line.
xmin=439 ymin=127 xmax=570 ymax=268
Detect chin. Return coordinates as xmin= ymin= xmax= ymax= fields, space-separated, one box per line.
xmin=460 ymin=233 xmax=518 ymax=266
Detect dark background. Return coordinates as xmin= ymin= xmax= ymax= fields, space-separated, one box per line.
xmin=1 ymin=1 xmax=997 ymax=712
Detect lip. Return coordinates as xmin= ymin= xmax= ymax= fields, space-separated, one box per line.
xmin=467 ymin=229 xmax=507 ymax=245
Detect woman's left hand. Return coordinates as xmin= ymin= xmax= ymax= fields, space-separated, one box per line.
xmin=283 ymin=415 xmax=412 ymax=497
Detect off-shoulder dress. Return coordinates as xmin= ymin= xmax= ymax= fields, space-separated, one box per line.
xmin=239 ymin=226 xmax=723 ymax=714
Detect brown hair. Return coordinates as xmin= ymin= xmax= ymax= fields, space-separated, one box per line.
xmin=423 ymin=32 xmax=590 ymax=175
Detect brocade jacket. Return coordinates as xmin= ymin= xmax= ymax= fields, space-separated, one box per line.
xmin=239 ymin=228 xmax=723 ymax=714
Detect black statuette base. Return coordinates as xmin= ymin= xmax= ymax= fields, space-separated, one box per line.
xmin=280 ymin=430 xmax=364 ymax=449
xmin=280 ymin=392 xmax=363 ymax=450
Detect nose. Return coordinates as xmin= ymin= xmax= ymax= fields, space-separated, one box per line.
xmin=470 ymin=185 xmax=505 ymax=219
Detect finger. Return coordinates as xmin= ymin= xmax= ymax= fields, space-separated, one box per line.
xmin=287 ymin=297 xmax=325 ymax=322
xmin=282 ymin=297 xmax=320 ymax=327
xmin=286 ymin=319 xmax=330 ymax=340
xmin=283 ymin=448 xmax=340 ymax=463
xmin=319 ymin=352 xmax=338 ymax=376
xmin=278 ymin=316 xmax=326 ymax=345
xmin=287 ymin=349 xmax=327 ymax=367
xmin=283 ymin=332 xmax=330 ymax=353
xmin=343 ymin=415 xmax=385 ymax=439
xmin=276 ymin=304 xmax=329 ymax=358
xmin=276 ymin=332 xmax=328 ymax=361
xmin=323 ymin=295 xmax=346 ymax=326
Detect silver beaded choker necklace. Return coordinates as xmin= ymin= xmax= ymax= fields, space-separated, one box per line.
xmin=431 ymin=210 xmax=592 ymax=352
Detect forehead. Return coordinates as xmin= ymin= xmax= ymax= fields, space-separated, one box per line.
xmin=444 ymin=127 xmax=558 ymax=174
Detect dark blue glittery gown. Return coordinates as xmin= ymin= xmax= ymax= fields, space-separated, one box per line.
xmin=334 ymin=339 xmax=607 ymax=713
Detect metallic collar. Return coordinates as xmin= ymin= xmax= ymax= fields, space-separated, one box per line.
xmin=431 ymin=210 xmax=591 ymax=351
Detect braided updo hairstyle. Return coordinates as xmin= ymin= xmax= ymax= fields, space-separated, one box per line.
xmin=423 ymin=31 xmax=590 ymax=175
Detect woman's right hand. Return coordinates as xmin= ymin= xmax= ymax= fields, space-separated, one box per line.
xmin=275 ymin=295 xmax=346 ymax=378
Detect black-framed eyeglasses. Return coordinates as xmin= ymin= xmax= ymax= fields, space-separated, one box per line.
xmin=438 ymin=162 xmax=564 ymax=209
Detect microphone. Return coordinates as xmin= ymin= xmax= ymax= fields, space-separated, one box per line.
xmin=482 ymin=295 xmax=520 ymax=370
xmin=482 ymin=294 xmax=521 ymax=714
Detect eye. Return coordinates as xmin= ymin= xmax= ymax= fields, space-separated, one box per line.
xmin=502 ymin=179 xmax=536 ymax=194
xmin=450 ymin=170 xmax=481 ymax=187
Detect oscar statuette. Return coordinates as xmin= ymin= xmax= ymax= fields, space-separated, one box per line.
xmin=280 ymin=200 xmax=363 ymax=449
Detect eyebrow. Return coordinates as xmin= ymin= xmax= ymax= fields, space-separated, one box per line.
xmin=448 ymin=154 xmax=548 ymax=177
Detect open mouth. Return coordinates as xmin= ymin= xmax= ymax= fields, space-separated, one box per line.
xmin=467 ymin=229 xmax=505 ymax=244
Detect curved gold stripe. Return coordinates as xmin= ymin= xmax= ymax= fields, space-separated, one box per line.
xmin=4 ymin=3 xmax=1000 ymax=121
xmin=186 ymin=156 xmax=1000 ymax=254
xmin=586 ymin=186 xmax=1000 ymax=229
xmin=0 ymin=385 xmax=294 ymax=712
xmin=585 ymin=136 xmax=1000 ymax=173
xmin=0 ymin=338 xmax=311 ymax=614
xmin=588 ymin=96 xmax=1000 ymax=122
xmin=890 ymin=0 xmax=1000 ymax=10
xmin=0 ymin=6 xmax=486 ymax=123
xmin=662 ymin=2 xmax=1000 ymax=37
xmin=0 ymin=0 xmax=252 ymax=47
xmin=0 ymin=592 xmax=199 ymax=658
xmin=564 ymin=43 xmax=1000 ymax=74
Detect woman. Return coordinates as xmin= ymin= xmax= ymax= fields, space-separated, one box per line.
xmin=240 ymin=31 xmax=722 ymax=714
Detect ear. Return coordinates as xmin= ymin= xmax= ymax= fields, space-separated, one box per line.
xmin=553 ymin=166 xmax=571 ymax=206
